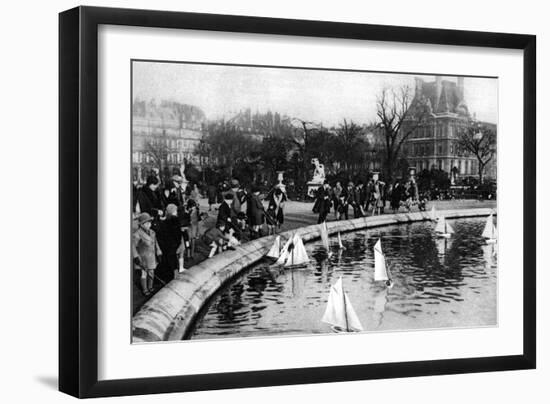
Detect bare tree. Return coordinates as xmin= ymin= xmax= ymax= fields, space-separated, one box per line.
xmin=376 ymin=85 xmax=426 ymax=181
xmin=457 ymin=123 xmax=496 ymax=184
xmin=144 ymin=137 xmax=169 ymax=175
xmin=335 ymin=119 xmax=367 ymax=174
xmin=289 ymin=118 xmax=321 ymax=186
xmin=202 ymin=121 xmax=259 ymax=178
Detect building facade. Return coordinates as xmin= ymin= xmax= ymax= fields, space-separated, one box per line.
xmin=401 ymin=76 xmax=497 ymax=183
xmin=132 ymin=100 xmax=206 ymax=182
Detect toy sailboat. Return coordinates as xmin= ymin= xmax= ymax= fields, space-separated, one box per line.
xmin=319 ymin=222 xmax=333 ymax=258
xmin=374 ymin=239 xmax=393 ymax=287
xmin=275 ymin=233 xmax=309 ymax=267
xmin=337 ymin=232 xmax=346 ymax=250
xmin=435 ymin=217 xmax=454 ymax=238
xmin=481 ymin=214 xmax=497 ymax=244
xmin=275 ymin=237 xmax=293 ymax=265
xmin=321 ymin=277 xmax=363 ymax=333
xmin=266 ymin=235 xmax=281 ymax=259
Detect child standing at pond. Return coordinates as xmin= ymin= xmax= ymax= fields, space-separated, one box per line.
xmin=133 ymin=212 xmax=162 ymax=296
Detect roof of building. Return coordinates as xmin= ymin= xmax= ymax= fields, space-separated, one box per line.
xmin=412 ymin=77 xmax=470 ymax=117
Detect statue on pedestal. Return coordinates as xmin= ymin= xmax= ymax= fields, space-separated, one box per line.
xmin=307 ymin=158 xmax=326 ymax=198
xmin=311 ymin=158 xmax=325 ymax=183
xmin=276 ymin=171 xmax=286 ymax=193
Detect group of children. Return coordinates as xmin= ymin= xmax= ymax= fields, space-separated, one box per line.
xmin=132 ymin=196 xmax=204 ymax=296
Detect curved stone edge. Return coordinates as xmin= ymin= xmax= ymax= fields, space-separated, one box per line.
xmin=132 ymin=207 xmax=496 ymax=343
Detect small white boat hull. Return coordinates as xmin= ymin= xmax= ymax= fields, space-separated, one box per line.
xmin=331 ymin=325 xmax=361 ymax=333
xmin=486 ymin=238 xmax=497 ymax=244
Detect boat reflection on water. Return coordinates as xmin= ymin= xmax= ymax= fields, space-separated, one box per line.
xmin=190 ymin=217 xmax=497 ymax=340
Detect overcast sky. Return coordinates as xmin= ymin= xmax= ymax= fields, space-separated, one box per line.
xmin=133 ymin=61 xmax=498 ymax=126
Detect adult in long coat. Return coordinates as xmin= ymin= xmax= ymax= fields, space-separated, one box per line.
xmin=248 ymin=187 xmax=265 ymax=237
xmin=332 ymin=181 xmax=343 ymax=218
xmin=390 ymin=181 xmax=402 ymax=213
xmin=137 ymin=176 xmax=164 ymax=218
xmin=217 ymin=193 xmax=234 ymax=227
xmin=316 ymin=182 xmax=332 ymax=224
xmin=207 ymin=184 xmax=217 ymax=210
xmin=267 ymin=186 xmax=287 ymax=228
xmin=157 ymin=204 xmax=183 ymax=281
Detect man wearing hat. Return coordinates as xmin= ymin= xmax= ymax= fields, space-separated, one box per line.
xmin=161 ymin=175 xmax=185 ymax=207
xmin=316 ymin=180 xmax=332 ymax=224
xmin=132 ymin=212 xmax=163 ymax=296
xmin=226 ymin=179 xmax=245 ymax=217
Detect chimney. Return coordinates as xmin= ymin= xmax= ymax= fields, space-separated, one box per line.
xmin=457 ymin=77 xmax=464 ymax=101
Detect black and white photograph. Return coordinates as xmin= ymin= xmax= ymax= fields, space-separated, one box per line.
xmin=131 ymin=61 xmax=498 ymax=342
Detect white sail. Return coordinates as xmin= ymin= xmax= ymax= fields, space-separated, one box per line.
xmin=482 ymin=214 xmax=496 ymax=239
xmin=275 ymin=236 xmax=293 ymax=265
xmin=446 ymin=221 xmax=455 ymax=234
xmin=374 ymin=239 xmax=389 ymax=281
xmin=284 ymin=234 xmax=309 ymax=267
xmin=321 ymin=277 xmax=363 ymax=332
xmin=320 ymin=222 xmax=330 ymax=251
xmin=338 ymin=232 xmax=345 ymax=250
xmin=430 ymin=205 xmax=436 ymax=221
xmin=343 ymin=292 xmax=364 ymax=331
xmin=435 ymin=217 xmax=446 ymax=233
xmin=321 ymin=279 xmax=346 ymax=329
xmin=266 ymin=236 xmax=281 ymax=258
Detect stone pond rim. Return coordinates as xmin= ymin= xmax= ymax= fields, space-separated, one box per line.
xmin=132 ymin=208 xmax=497 ymax=343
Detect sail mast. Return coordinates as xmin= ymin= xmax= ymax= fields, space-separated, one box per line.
xmin=342 ymin=280 xmax=349 ymax=332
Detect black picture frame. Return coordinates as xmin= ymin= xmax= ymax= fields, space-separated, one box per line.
xmin=59 ymin=6 xmax=536 ymax=398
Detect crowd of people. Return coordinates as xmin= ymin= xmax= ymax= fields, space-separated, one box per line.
xmin=131 ymin=173 xmax=287 ymax=297
xmin=312 ymin=173 xmax=425 ymax=224
xmin=132 ymin=174 xmax=207 ymax=296
xmin=131 ymin=167 xmax=429 ymax=298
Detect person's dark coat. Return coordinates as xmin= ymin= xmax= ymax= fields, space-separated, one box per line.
xmin=365 ymin=181 xmax=374 ymax=206
xmin=161 ymin=185 xmax=184 ymax=208
xmin=344 ymin=186 xmax=356 ymax=206
xmin=217 ymin=201 xmax=234 ymax=227
xmin=391 ymin=184 xmax=403 ymax=210
xmin=156 ymin=216 xmax=182 ymax=276
xmin=248 ymin=193 xmax=265 ymax=226
xmin=267 ymin=190 xmax=287 ymax=225
xmin=137 ymin=186 xmax=164 ymax=217
xmin=177 ymin=205 xmax=191 ymax=227
xmin=316 ymin=186 xmax=332 ymax=216
xmin=207 ymin=185 xmax=217 ymax=205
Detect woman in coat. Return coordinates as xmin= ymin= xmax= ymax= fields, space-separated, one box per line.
xmin=157 ymin=204 xmax=183 ymax=281
xmin=267 ymin=186 xmax=287 ymax=230
xmin=390 ymin=181 xmax=402 ymax=213
xmin=137 ymin=175 xmax=164 ymax=222
xmin=132 ymin=212 xmax=162 ymax=296
xmin=207 ymin=184 xmax=217 ymax=211
xmin=248 ymin=186 xmax=265 ymax=238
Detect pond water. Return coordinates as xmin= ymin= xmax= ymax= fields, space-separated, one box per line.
xmin=189 ymin=217 xmax=497 ymax=340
